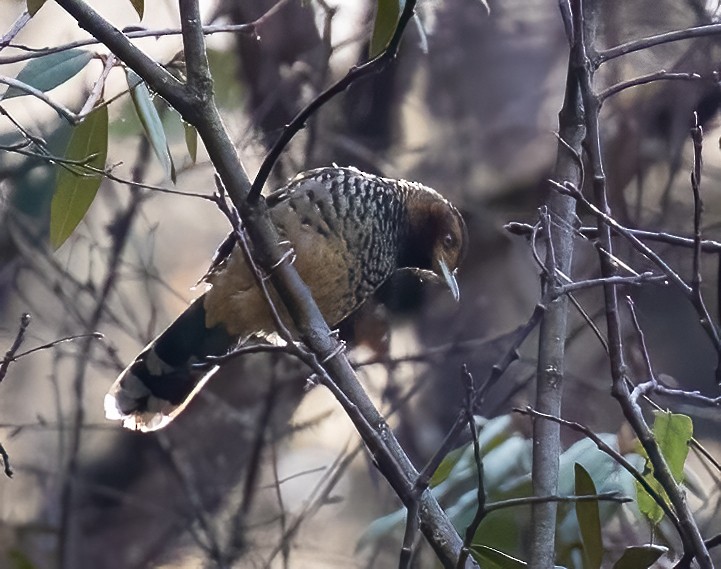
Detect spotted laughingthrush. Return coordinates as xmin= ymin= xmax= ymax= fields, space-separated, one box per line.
xmin=105 ymin=167 xmax=468 ymax=431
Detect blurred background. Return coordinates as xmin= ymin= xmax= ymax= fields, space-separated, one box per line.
xmin=1 ymin=0 xmax=721 ymax=567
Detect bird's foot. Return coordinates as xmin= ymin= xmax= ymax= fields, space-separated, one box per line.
xmin=268 ymin=244 xmax=297 ymax=272
xmin=321 ymin=340 xmax=346 ymax=364
xmin=305 ymin=373 xmax=320 ymax=391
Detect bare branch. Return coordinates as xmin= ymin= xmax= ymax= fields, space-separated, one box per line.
xmin=0 ymin=76 xmax=80 ymax=123
xmin=0 ymin=442 xmax=12 ymax=478
xmin=598 ymin=71 xmax=702 ymax=102
xmin=457 ymin=366 xmax=486 ymax=569
xmin=399 ymin=502 xmax=420 ymax=569
xmin=0 ymin=313 xmax=31 ymax=385
xmin=598 ymin=23 xmax=721 ymax=64
xmin=559 ymin=273 xmax=666 ymax=294
xmin=485 ymin=492 xmax=631 ymax=513
xmin=0 ymin=10 xmax=32 ymax=52
xmin=506 ymin=222 xmax=721 ymax=253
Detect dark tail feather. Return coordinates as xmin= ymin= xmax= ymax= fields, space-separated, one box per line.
xmin=105 ymin=296 xmax=235 ymax=431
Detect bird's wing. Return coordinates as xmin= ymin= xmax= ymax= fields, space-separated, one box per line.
xmin=198 ymin=231 xmax=237 ymax=283
xmin=199 ymin=174 xmax=319 ymax=283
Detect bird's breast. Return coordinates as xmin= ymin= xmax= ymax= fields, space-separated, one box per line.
xmin=203 ymin=210 xmax=367 ymax=338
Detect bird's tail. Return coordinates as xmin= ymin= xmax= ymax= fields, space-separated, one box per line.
xmin=104 ymin=296 xmax=235 ymax=431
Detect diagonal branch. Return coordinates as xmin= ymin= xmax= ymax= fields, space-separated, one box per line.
xmin=52 ymin=0 xmax=475 ymax=566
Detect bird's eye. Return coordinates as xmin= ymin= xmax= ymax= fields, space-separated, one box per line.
xmin=443 ymin=233 xmax=455 ymax=249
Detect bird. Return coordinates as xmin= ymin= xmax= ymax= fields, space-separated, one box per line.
xmin=105 ymin=166 xmax=467 ymax=431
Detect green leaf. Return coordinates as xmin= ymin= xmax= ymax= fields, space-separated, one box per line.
xmin=8 ymin=548 xmax=37 ymax=569
xmin=430 ymin=445 xmax=465 ymax=487
xmin=652 ymin=411 xmax=692 ymax=481
xmin=635 ymin=468 xmax=664 ymax=525
xmin=574 ymin=463 xmax=603 ymax=569
xmin=470 ymin=545 xmax=527 ymax=569
xmin=635 ymin=412 xmax=693 ymax=525
xmin=369 ymin=0 xmax=401 ymax=58
xmin=127 ymin=70 xmax=174 ymax=181
xmin=26 ymin=0 xmax=47 ymax=16
xmin=206 ymin=49 xmax=244 ymax=109
xmin=183 ymin=122 xmax=198 ymax=164
xmin=2 ymin=49 xmax=93 ymax=100
xmin=129 ymin=0 xmax=144 ymax=19
xmin=611 ymin=545 xmax=667 ymax=569
xmin=356 ymin=508 xmax=406 ymax=552
xmin=50 ymin=105 xmax=108 ymax=249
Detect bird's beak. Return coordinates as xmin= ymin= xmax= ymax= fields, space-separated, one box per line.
xmin=439 ymin=258 xmax=460 ymax=302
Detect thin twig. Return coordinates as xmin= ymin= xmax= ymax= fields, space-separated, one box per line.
xmin=505 ymin=222 xmax=721 ymax=253
xmin=0 ymin=313 xmax=31 ymax=385
xmin=552 ymin=180 xmax=721 ymax=362
xmin=0 ymin=76 xmax=79 ymax=123
xmin=559 ymin=273 xmax=665 ymax=294
xmin=598 ymin=23 xmax=721 ymax=64
xmin=156 ymin=432 xmax=225 ymax=565
xmin=193 ymin=342 xmax=290 ymax=369
xmin=626 ymin=296 xmax=658 ymax=396
xmin=598 ymin=71 xmax=702 ymax=102
xmin=0 ymin=442 xmax=12 ymax=478
xmin=0 ymin=23 xmax=259 ymax=65
xmin=399 ymin=502 xmax=420 ymax=569
xmin=247 ymin=0 xmax=419 ymax=202
xmin=457 ymin=366 xmax=486 ymax=569
xmin=707 ymin=533 xmax=721 ymax=550
xmin=485 ymin=492 xmax=631 ymax=513
xmin=2 ymin=0 xmax=290 ymax=65
xmin=78 ymin=53 xmax=117 ymax=117
xmin=515 ymin=406 xmax=681 ymax=530
xmin=57 ymin=142 xmax=147 ymax=569
xmin=637 ymin=381 xmax=721 ymax=407
xmin=687 ymin=117 xmax=719 ymax=382
xmin=0 ymin=105 xmax=214 ymax=202
xmin=0 ymin=10 xmax=32 ymax=52
xmin=270 ymin=424 xmax=291 ymax=567
xmin=414 ymin=304 xmax=545 ymax=494
xmin=11 ymin=333 xmax=103 ymax=361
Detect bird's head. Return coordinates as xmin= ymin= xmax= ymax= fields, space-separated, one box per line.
xmin=400 ymin=184 xmax=468 ymax=301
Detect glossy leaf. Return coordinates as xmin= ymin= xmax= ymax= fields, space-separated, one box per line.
xmin=369 ymin=0 xmax=401 ymax=58
xmin=8 ymin=547 xmax=37 ymax=569
xmin=127 ymin=70 xmax=174 ymax=181
xmin=471 ymin=545 xmax=527 ymax=568
xmin=611 ymin=545 xmax=667 ymax=569
xmin=356 ymin=508 xmax=405 ymax=552
xmin=50 ymin=105 xmax=108 ymax=249
xmin=635 ymin=412 xmax=692 ymax=525
xmin=653 ymin=411 xmax=693 ymax=481
xmin=574 ymin=463 xmax=603 ymax=569
xmin=2 ymin=49 xmax=93 ymax=100
xmin=184 ymin=122 xmax=198 ymax=164
xmin=129 ymin=0 xmax=144 ymax=19
xmin=26 ymin=0 xmax=47 ymax=16
xmin=430 ymin=445 xmax=465 ymax=487
xmin=635 ymin=471 xmax=664 ymax=524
